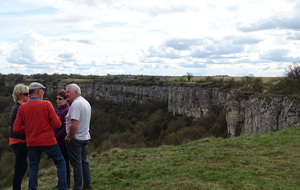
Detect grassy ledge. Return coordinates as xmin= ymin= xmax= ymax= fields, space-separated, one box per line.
xmin=10 ymin=126 xmax=300 ymax=190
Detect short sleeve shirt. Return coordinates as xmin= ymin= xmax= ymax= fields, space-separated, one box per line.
xmin=66 ymin=96 xmax=91 ymax=140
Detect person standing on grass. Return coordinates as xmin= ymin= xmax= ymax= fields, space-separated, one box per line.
xmin=9 ymin=83 xmax=29 ymax=190
xmin=65 ymin=83 xmax=92 ymax=190
xmin=13 ymin=82 xmax=67 ymax=190
xmin=54 ymin=89 xmax=71 ymax=188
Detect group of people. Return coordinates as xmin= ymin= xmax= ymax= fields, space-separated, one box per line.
xmin=9 ymin=82 xmax=92 ymax=190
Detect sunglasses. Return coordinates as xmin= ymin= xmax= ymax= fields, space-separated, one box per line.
xmin=22 ymin=93 xmax=29 ymax=96
xmin=56 ymin=97 xmax=64 ymax=100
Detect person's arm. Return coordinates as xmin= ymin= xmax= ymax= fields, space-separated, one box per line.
xmin=48 ymin=102 xmax=61 ymax=128
xmin=13 ymin=106 xmax=25 ymax=134
xmin=66 ymin=119 xmax=78 ymax=142
xmin=9 ymin=103 xmax=19 ymax=127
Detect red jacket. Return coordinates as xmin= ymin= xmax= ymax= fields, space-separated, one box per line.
xmin=13 ymin=98 xmax=61 ymax=146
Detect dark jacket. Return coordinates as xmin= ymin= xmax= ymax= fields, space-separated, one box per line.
xmin=54 ymin=103 xmax=70 ymax=145
xmin=9 ymin=102 xmax=26 ymax=140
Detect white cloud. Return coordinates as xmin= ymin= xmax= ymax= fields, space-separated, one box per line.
xmin=0 ymin=0 xmax=299 ymax=76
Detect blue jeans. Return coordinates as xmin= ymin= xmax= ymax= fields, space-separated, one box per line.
xmin=27 ymin=145 xmax=67 ymax=190
xmin=66 ymin=139 xmax=91 ymax=190
xmin=10 ymin=143 xmax=28 ymax=190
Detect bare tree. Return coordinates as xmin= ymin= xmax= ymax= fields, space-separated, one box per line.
xmin=285 ymin=62 xmax=300 ymax=83
xmin=186 ymin=72 xmax=193 ymax=82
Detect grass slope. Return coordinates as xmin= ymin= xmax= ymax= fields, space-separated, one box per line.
xmin=10 ymin=126 xmax=300 ymax=190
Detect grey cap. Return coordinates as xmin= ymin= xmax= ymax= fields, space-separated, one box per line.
xmin=29 ymin=82 xmax=46 ymax=90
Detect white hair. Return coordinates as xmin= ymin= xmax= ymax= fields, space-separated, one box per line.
xmin=67 ymin=83 xmax=81 ymax=94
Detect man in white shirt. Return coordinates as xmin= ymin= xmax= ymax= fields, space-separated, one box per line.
xmin=65 ymin=83 xmax=92 ymax=190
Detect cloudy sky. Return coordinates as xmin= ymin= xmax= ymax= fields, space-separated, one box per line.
xmin=0 ymin=0 xmax=299 ymax=77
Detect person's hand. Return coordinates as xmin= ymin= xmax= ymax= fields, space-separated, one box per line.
xmin=65 ymin=136 xmax=71 ymax=143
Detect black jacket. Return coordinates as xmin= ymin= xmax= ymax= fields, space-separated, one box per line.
xmin=9 ymin=102 xmax=26 ymax=140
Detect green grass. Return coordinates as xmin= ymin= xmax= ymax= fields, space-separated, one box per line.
xmin=7 ymin=126 xmax=300 ymax=190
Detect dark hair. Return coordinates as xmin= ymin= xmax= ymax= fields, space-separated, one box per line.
xmin=57 ymin=89 xmax=68 ymax=99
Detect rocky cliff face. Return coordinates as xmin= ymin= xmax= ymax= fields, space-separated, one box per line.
xmin=167 ymin=86 xmax=300 ymax=137
xmin=8 ymin=81 xmax=300 ymax=137
xmin=225 ymin=97 xmax=300 ymax=137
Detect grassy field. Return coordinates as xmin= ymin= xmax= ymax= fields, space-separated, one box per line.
xmin=191 ymin=76 xmax=282 ymax=82
xmin=7 ymin=126 xmax=300 ymax=190
xmin=166 ymin=76 xmax=283 ymax=82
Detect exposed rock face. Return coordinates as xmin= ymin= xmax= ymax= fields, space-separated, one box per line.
xmin=167 ymin=86 xmax=300 ymax=137
xmin=92 ymin=83 xmax=169 ymax=105
xmin=225 ymin=97 xmax=300 ymax=137
xmin=7 ymin=81 xmax=300 ymax=137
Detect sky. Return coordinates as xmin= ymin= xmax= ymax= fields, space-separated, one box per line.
xmin=0 ymin=0 xmax=300 ymax=77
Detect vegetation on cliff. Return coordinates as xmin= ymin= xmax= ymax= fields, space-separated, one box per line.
xmin=1 ymin=63 xmax=300 ymax=97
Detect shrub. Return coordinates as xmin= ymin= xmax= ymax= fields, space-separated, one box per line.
xmin=163 ymin=117 xmax=192 ymax=135
xmin=0 ymin=151 xmax=14 ymax=188
xmin=252 ymin=78 xmax=264 ymax=92
xmin=210 ymin=114 xmax=228 ymax=137
xmin=100 ymin=130 xmax=146 ymax=151
xmin=163 ymin=127 xmax=209 ymax=145
xmin=268 ymin=63 xmax=300 ymax=95
xmin=0 ymin=96 xmax=13 ymax=113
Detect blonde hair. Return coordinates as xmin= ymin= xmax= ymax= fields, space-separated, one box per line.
xmin=12 ymin=84 xmax=29 ymax=102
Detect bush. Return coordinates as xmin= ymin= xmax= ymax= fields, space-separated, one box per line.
xmin=252 ymin=78 xmax=264 ymax=92
xmin=0 ymin=151 xmax=14 ymax=188
xmin=100 ymin=130 xmax=146 ymax=151
xmin=163 ymin=117 xmax=192 ymax=135
xmin=0 ymin=96 xmax=13 ymax=113
xmin=210 ymin=114 xmax=228 ymax=137
xmin=163 ymin=127 xmax=209 ymax=145
xmin=268 ymin=63 xmax=300 ymax=95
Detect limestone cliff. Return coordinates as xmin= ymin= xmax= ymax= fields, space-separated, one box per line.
xmin=225 ymin=97 xmax=300 ymax=137
xmin=166 ymin=86 xmax=300 ymax=137
xmin=8 ymin=81 xmax=300 ymax=137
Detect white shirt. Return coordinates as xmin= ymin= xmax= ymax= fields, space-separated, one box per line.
xmin=66 ymin=96 xmax=91 ymax=140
